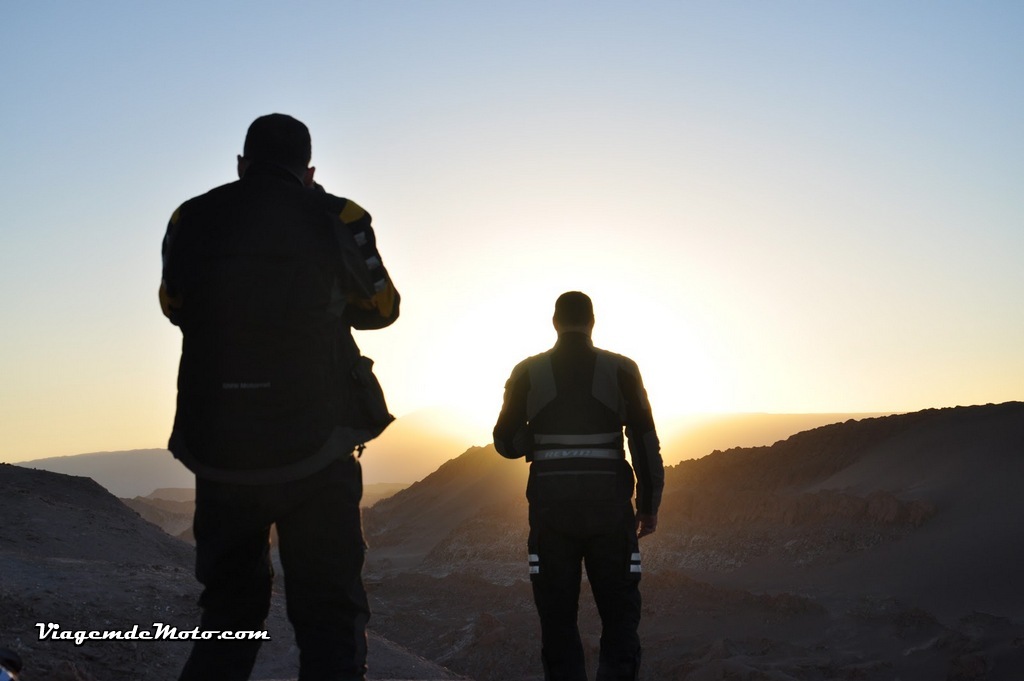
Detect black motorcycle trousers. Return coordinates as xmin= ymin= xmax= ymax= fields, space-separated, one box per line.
xmin=178 ymin=455 xmax=369 ymax=681
xmin=528 ymin=501 xmax=642 ymax=681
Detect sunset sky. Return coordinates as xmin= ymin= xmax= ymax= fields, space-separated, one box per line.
xmin=2 ymin=2 xmax=1022 ymax=462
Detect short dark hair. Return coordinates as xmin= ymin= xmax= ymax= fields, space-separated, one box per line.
xmin=553 ymin=291 xmax=594 ymax=326
xmin=243 ymin=113 xmax=311 ymax=174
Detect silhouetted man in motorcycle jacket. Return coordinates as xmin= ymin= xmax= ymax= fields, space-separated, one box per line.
xmin=160 ymin=113 xmax=399 ymax=681
xmin=493 ymin=291 xmax=664 ymax=681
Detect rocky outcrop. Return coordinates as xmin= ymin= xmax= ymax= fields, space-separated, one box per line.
xmin=121 ymin=495 xmax=195 ymax=541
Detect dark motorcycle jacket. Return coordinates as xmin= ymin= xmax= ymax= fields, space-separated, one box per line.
xmin=159 ymin=163 xmax=399 ymax=484
xmin=493 ymin=332 xmax=664 ymax=515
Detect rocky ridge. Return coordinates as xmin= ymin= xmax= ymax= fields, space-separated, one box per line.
xmin=362 ymin=403 xmax=1024 ymax=680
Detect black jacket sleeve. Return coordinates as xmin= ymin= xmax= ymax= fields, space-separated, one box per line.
xmin=329 ymin=198 xmax=400 ymax=330
xmin=493 ymin=361 xmax=531 ymax=459
xmin=619 ymin=359 xmax=665 ymax=515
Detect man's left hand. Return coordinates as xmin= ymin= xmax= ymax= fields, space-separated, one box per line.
xmin=636 ymin=513 xmax=658 ymax=538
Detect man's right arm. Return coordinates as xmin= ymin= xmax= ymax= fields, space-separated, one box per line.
xmin=331 ymin=199 xmax=400 ymax=330
xmin=493 ymin=362 xmax=531 ymax=459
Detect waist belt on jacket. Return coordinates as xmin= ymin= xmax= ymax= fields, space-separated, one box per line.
xmin=532 ymin=432 xmax=625 ymax=461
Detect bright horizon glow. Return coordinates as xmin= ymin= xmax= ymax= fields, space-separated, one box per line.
xmin=2 ymin=2 xmax=1023 ymax=463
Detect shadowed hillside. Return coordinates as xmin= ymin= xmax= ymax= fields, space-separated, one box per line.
xmin=0 ymin=465 xmax=462 ymax=681
xmin=365 ymin=446 xmax=528 ymax=576
xmin=655 ymin=402 xmax=1024 ymax=617
xmin=658 ymin=411 xmax=893 ymax=463
xmin=363 ymin=403 xmax=1024 ymax=680
xmin=0 ymin=464 xmax=204 ymax=680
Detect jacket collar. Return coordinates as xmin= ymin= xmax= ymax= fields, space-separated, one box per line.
xmin=242 ymin=162 xmax=305 ymax=186
xmin=554 ymin=331 xmax=593 ymax=350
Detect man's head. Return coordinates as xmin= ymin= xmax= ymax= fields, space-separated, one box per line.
xmin=553 ymin=291 xmax=595 ymax=336
xmin=238 ymin=113 xmax=315 ymax=185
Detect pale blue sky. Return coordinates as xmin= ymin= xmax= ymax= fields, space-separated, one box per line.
xmin=2 ymin=2 xmax=1022 ymax=460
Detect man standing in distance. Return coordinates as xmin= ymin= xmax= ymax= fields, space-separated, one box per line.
xmin=160 ymin=113 xmax=400 ymax=681
xmin=493 ymin=291 xmax=664 ymax=681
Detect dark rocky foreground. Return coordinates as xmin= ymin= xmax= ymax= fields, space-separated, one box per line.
xmin=0 ymin=464 xmax=461 ymax=681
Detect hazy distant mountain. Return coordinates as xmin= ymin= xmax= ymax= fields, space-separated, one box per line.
xmin=120 ymin=489 xmax=204 ymax=543
xmin=14 ymin=448 xmax=192 ymax=497
xmin=126 ymin=483 xmax=410 ymax=544
xmin=10 ymin=407 xmax=477 ymax=497
xmin=147 ymin=486 xmax=196 ymax=502
xmin=364 ymin=403 xmax=1024 ymax=680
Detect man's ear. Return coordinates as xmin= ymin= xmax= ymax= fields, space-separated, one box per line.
xmin=237 ymin=155 xmax=250 ymax=179
xmin=303 ymin=166 xmax=316 ymax=188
